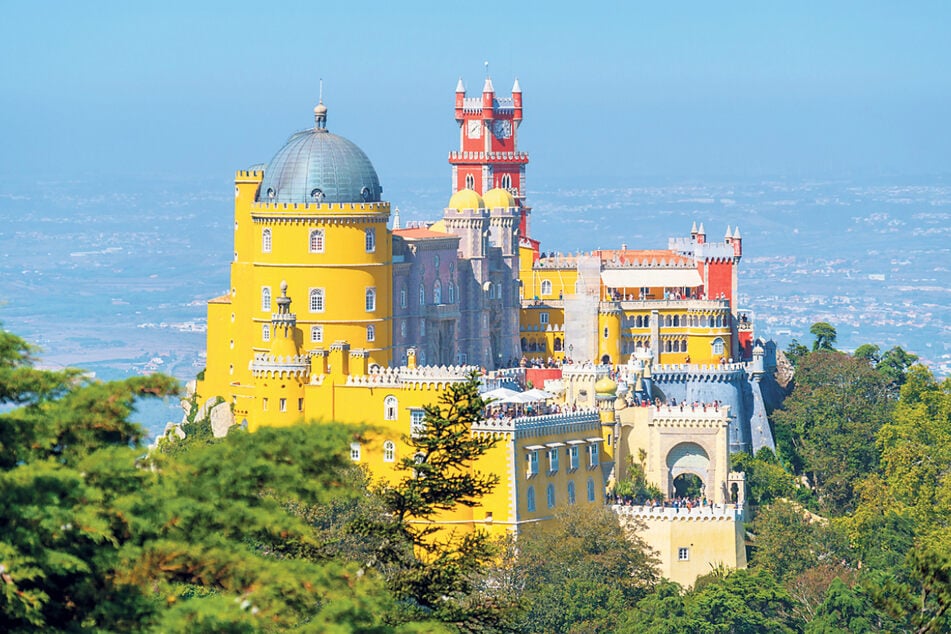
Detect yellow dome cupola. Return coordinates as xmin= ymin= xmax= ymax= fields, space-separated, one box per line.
xmin=483 ymin=187 xmax=516 ymax=210
xmin=447 ymin=188 xmax=485 ymax=211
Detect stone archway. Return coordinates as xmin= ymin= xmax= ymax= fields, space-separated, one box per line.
xmin=665 ymin=442 xmax=710 ymax=498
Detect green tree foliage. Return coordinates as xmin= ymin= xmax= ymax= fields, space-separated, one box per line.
xmin=614 ymin=449 xmax=663 ymax=502
xmin=749 ymin=500 xmax=851 ymax=585
xmin=356 ymin=373 xmax=518 ymax=631
xmin=805 ymin=577 xmax=875 ymax=633
xmin=785 ymin=339 xmax=810 ymax=367
xmin=809 ymin=322 xmax=837 ymax=351
xmin=771 ymin=350 xmax=892 ymax=515
xmin=731 ymin=448 xmax=796 ymax=507
xmin=621 ymin=568 xmax=802 ymax=633
xmin=513 ymin=504 xmax=659 ymax=633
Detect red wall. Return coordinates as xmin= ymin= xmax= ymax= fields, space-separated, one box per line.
xmin=705 ymin=260 xmax=734 ymax=304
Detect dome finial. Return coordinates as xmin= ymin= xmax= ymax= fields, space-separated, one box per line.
xmin=314 ymin=79 xmax=328 ymax=131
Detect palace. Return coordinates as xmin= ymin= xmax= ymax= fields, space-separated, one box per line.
xmin=194 ymin=77 xmax=780 ymax=585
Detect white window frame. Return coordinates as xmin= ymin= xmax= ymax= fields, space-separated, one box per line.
xmin=365 ymin=287 xmax=376 ymax=312
xmin=568 ymin=445 xmax=579 ymax=471
xmin=350 ymin=442 xmax=361 ymax=462
xmin=541 ymin=279 xmax=553 ymax=296
xmin=567 ymin=481 xmax=576 ymax=505
xmin=547 ymin=483 xmax=555 ymax=509
xmin=448 ymin=281 xmax=455 ymax=304
xmin=400 ymin=287 xmax=407 ymax=308
xmin=678 ymin=547 xmax=690 ymax=561
xmin=527 ymin=450 xmax=539 ymax=477
xmin=410 ymin=409 xmax=425 ymax=438
xmin=311 ymin=325 xmax=323 ymax=343
xmin=261 ymin=287 xmax=271 ymax=312
xmin=433 ymin=279 xmax=442 ymax=304
xmin=548 ymin=448 xmax=559 ymax=473
xmin=309 ymin=288 xmax=325 ymax=313
xmin=539 ymin=312 xmax=549 ymax=325
xmin=384 ymin=395 xmax=398 ymax=421
xmin=712 ymin=337 xmax=725 ymax=355
xmin=310 ymin=228 xmax=324 ymax=253
xmin=400 ymin=321 xmax=407 ymax=338
xmin=383 ymin=440 xmax=395 ymax=463
xmin=262 ymin=324 xmax=270 ymax=342
xmin=279 ymin=398 xmax=287 ymax=412
xmin=365 ymin=228 xmax=376 ymax=253
xmin=262 ymin=228 xmax=271 ymax=253
xmin=367 ymin=324 xmax=376 ymax=342
xmin=588 ymin=443 xmax=600 ymax=468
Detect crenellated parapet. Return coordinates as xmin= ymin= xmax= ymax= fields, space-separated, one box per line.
xmin=472 ymin=410 xmax=600 ymax=439
xmin=249 ymin=353 xmax=310 ymax=379
xmin=340 ymin=363 xmax=478 ymax=389
xmin=648 ymin=363 xmax=746 ymax=382
xmin=612 ymin=504 xmax=743 ymax=521
xmin=648 ymin=405 xmax=731 ymax=429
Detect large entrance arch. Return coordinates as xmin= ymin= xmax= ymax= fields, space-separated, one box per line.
xmin=665 ymin=442 xmax=710 ymax=499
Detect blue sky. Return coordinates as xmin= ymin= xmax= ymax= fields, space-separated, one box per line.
xmin=2 ymin=1 xmax=949 ymax=188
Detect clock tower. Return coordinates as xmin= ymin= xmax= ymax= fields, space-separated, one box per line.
xmin=450 ymin=76 xmax=535 ymax=250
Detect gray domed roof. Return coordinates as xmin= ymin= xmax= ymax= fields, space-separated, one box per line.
xmin=257 ymin=104 xmax=382 ymax=204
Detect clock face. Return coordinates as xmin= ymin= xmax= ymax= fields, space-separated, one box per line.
xmin=467 ymin=120 xmax=482 ymax=138
xmin=493 ymin=119 xmax=512 ymax=139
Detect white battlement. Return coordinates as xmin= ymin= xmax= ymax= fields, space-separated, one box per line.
xmin=612 ymin=503 xmax=743 ymax=521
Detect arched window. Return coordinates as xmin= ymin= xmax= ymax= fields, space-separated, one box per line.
xmin=433 ymin=279 xmax=442 ymax=304
xmin=309 ymin=288 xmax=324 ymax=312
xmin=262 ymin=324 xmax=270 ymax=342
xmin=309 ymin=229 xmax=324 ymax=253
xmin=262 ymin=228 xmax=271 ymax=253
xmin=644 ymin=315 xmax=650 ymax=328
xmin=383 ymin=441 xmax=395 ymax=463
xmin=673 ymin=315 xmax=680 ymax=327
xmin=400 ymin=321 xmax=407 ymax=338
xmin=547 ymin=483 xmax=556 ymax=509
xmin=527 ymin=486 xmax=536 ymax=512
xmin=400 ymin=286 xmax=407 ymax=308
xmin=261 ymin=287 xmax=271 ymax=312
xmin=311 ymin=325 xmax=323 ymax=343
xmin=665 ymin=340 xmax=672 ymax=353
xmin=365 ymin=287 xmax=376 ymax=312
xmin=636 ymin=315 xmax=643 ymax=328
xmin=500 ymin=173 xmax=512 ymax=190
xmin=465 ymin=174 xmax=475 ymax=189
xmin=712 ymin=337 xmax=725 ymax=355
xmin=541 ymin=279 xmax=553 ymax=296
xmin=716 ymin=314 xmax=723 ymax=328
xmin=447 ymin=281 xmax=455 ymax=304
xmin=587 ymin=477 xmax=596 ymax=502
xmin=384 ymin=395 xmax=398 ymax=421
xmin=419 ymin=283 xmax=425 ymax=305
xmin=567 ymin=481 xmax=576 ymax=505
xmin=366 ymin=325 xmax=375 ymax=342
xmin=365 ymin=228 xmax=376 ymax=252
